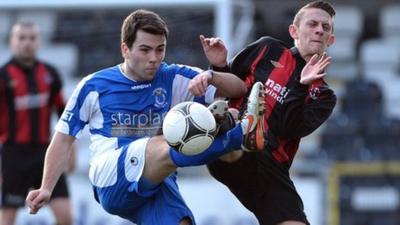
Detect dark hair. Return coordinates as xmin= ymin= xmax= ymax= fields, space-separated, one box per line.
xmin=293 ymin=1 xmax=336 ymax=27
xmin=121 ymin=9 xmax=169 ymax=48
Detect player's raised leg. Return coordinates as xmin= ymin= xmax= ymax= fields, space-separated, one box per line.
xmin=169 ymin=82 xmax=266 ymax=167
xmin=126 ymin=82 xmax=265 ymax=185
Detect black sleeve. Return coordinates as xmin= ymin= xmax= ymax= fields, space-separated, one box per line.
xmin=277 ymin=79 xmax=337 ymax=139
xmin=0 ymin=70 xmax=6 ymax=111
xmin=45 ymin=63 xmax=65 ymax=116
xmin=45 ymin=64 xmax=63 ymax=93
xmin=210 ymin=43 xmax=258 ymax=76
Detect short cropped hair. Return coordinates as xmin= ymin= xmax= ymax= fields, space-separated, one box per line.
xmin=121 ymin=9 xmax=169 ymax=48
xmin=9 ymin=21 xmax=39 ymax=40
xmin=293 ymin=1 xmax=336 ymax=27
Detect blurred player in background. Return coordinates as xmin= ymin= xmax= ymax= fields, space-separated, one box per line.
xmin=201 ymin=1 xmax=337 ymax=224
xmin=0 ymin=22 xmax=74 ymax=225
xmin=25 ymin=9 xmax=267 ymax=225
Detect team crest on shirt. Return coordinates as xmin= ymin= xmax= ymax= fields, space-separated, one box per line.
xmin=309 ymin=87 xmax=320 ymax=100
xmin=153 ymin=88 xmax=167 ymax=108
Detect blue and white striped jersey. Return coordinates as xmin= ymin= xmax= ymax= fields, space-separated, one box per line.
xmin=56 ymin=63 xmax=216 ymax=161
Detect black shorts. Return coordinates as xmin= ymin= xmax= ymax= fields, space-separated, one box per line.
xmin=1 ymin=144 xmax=69 ymax=208
xmin=207 ymin=151 xmax=310 ymax=225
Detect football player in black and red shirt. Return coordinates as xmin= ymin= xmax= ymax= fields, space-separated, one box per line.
xmin=0 ymin=22 xmax=74 ymax=225
xmin=200 ymin=1 xmax=337 ymax=225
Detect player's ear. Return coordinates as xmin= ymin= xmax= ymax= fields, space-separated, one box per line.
xmin=288 ymin=24 xmax=299 ymax=40
xmin=121 ymin=42 xmax=129 ymax=58
xmin=327 ymin=34 xmax=335 ymax=47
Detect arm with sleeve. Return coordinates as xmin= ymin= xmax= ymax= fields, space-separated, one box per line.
xmin=277 ymin=78 xmax=336 ymax=139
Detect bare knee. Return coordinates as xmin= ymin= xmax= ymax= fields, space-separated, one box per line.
xmin=143 ymin=136 xmax=177 ymax=184
xmin=146 ymin=136 xmax=176 ymax=170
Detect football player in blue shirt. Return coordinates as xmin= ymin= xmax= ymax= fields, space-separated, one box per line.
xmin=26 ymin=9 xmax=265 ymax=225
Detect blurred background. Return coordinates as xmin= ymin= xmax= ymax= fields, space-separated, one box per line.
xmin=1 ymin=0 xmax=400 ymax=224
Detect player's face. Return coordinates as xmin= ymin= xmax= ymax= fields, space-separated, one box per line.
xmin=290 ymin=8 xmax=335 ymax=59
xmin=122 ymin=30 xmax=166 ymax=81
xmin=9 ymin=25 xmax=40 ymax=62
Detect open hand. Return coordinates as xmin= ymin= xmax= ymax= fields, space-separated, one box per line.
xmin=200 ymin=35 xmax=228 ymax=67
xmin=300 ymin=52 xmax=331 ymax=85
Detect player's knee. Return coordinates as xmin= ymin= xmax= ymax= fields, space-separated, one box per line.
xmin=146 ymin=136 xmax=175 ymax=168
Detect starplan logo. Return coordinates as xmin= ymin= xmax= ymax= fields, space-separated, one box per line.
xmin=110 ymin=109 xmax=167 ymax=137
xmin=153 ymin=88 xmax=168 ymax=108
xmin=264 ymin=78 xmax=290 ymax=104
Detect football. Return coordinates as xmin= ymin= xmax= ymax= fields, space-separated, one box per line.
xmin=163 ymin=101 xmax=216 ymax=155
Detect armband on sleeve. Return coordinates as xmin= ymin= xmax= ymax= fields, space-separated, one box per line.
xmin=210 ymin=64 xmax=230 ymax=73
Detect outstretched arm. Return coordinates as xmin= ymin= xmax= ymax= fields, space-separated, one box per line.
xmin=26 ymin=132 xmax=75 ymax=214
xmin=188 ymin=70 xmax=247 ymax=99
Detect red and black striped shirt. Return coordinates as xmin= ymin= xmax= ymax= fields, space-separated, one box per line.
xmin=0 ymin=59 xmax=65 ymax=146
xmin=215 ymin=36 xmax=336 ymax=167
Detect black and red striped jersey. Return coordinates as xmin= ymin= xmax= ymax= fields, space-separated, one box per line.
xmin=0 ymin=59 xmax=65 ymax=146
xmin=215 ymin=36 xmax=336 ymax=167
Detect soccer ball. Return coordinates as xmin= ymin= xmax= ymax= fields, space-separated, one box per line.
xmin=163 ymin=102 xmax=216 ymax=155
